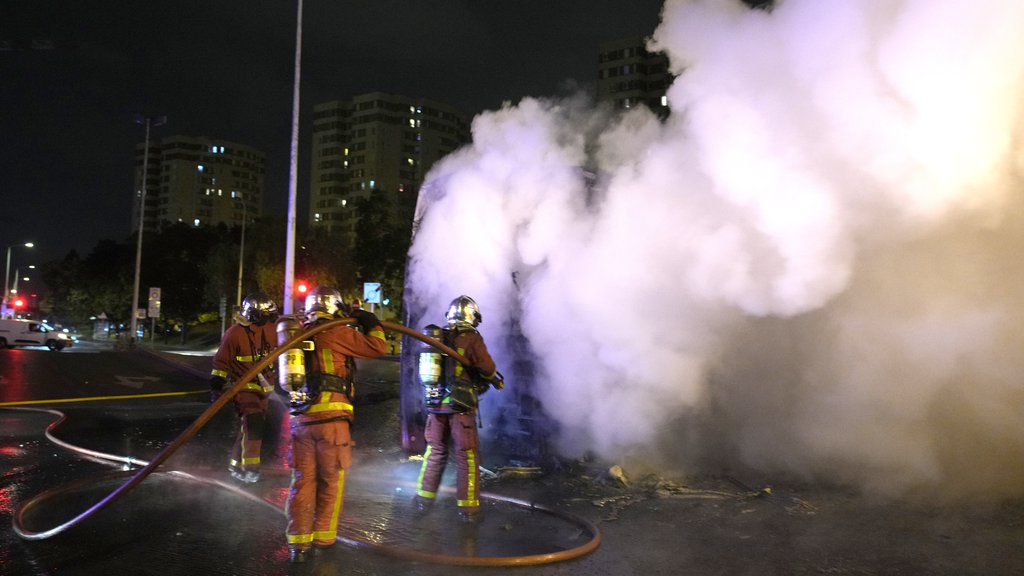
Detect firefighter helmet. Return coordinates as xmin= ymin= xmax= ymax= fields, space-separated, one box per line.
xmin=445 ymin=295 xmax=482 ymax=327
xmin=304 ymin=285 xmax=344 ymax=317
xmin=241 ymin=292 xmax=279 ymax=325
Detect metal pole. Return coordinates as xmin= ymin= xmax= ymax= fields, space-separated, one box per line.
xmin=3 ymin=247 xmax=11 ymax=308
xmin=129 ymin=116 xmax=164 ymax=345
xmin=4 ymin=242 xmax=34 ymax=312
xmin=284 ymin=0 xmax=303 ymax=314
xmin=236 ymin=202 xmax=246 ymax=308
xmin=129 ymin=118 xmax=152 ymax=346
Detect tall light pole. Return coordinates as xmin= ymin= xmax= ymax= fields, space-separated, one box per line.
xmin=3 ymin=242 xmax=33 ymax=310
xmin=284 ymin=0 xmax=303 ymax=314
xmin=10 ymin=265 xmax=34 ymax=296
xmin=130 ymin=114 xmax=166 ymax=345
xmin=236 ymin=201 xmax=247 ymax=308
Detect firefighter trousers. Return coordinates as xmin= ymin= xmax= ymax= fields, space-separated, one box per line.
xmin=417 ymin=411 xmax=480 ymax=511
xmin=286 ymin=418 xmax=352 ymax=549
xmin=230 ymin=391 xmax=268 ymax=472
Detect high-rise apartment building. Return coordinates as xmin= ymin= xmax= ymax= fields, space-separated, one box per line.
xmin=597 ymin=37 xmax=673 ymax=117
xmin=132 ymin=135 xmax=265 ymax=232
xmin=308 ymin=92 xmax=471 ymax=246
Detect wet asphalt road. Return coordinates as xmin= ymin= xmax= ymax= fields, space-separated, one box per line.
xmin=2 ymin=343 xmax=1023 ymax=575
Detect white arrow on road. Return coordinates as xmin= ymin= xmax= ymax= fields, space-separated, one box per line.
xmin=113 ymin=375 xmax=161 ymax=389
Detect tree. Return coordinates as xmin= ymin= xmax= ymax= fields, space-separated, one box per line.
xmin=351 ymin=193 xmax=412 ymax=316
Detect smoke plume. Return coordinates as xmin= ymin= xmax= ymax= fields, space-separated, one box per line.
xmin=406 ymin=0 xmax=1024 ymax=500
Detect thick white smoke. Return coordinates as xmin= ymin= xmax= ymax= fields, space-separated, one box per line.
xmin=406 ymin=0 xmax=1024 ymax=500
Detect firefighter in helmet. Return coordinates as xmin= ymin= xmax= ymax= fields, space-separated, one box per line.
xmin=415 ymin=295 xmax=504 ymax=523
xmin=210 ymin=291 xmax=279 ymax=483
xmin=284 ymin=285 xmax=387 ymax=563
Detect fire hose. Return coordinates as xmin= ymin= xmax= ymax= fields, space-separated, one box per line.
xmin=8 ymin=318 xmax=602 ymax=566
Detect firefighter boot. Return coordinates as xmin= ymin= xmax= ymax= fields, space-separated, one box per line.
xmin=289 ymin=547 xmax=309 ymax=564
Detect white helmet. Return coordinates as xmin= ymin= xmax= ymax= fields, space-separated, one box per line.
xmin=240 ymin=292 xmax=279 ymax=325
xmin=304 ymin=285 xmax=344 ymax=317
xmin=445 ymin=295 xmax=481 ymax=327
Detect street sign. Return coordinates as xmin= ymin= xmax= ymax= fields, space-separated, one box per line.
xmin=363 ymin=282 xmax=382 ymax=304
xmin=147 ymin=287 xmax=161 ymax=318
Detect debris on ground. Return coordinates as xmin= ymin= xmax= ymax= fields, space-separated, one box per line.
xmin=608 ymin=465 xmax=629 ymax=487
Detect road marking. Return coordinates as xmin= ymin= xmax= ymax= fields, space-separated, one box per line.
xmin=0 ymin=390 xmax=206 ymax=407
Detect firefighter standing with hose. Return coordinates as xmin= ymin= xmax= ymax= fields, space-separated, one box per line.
xmin=209 ymin=292 xmax=279 ymax=484
xmin=414 ymin=295 xmax=504 ymax=523
xmin=281 ymin=285 xmax=387 ymax=564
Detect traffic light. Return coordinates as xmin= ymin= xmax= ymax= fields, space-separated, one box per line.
xmin=295 ymin=280 xmax=309 ymax=298
xmin=11 ymin=297 xmax=25 ymax=309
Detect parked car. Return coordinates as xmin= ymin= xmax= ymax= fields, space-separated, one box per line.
xmin=0 ymin=318 xmax=74 ymax=351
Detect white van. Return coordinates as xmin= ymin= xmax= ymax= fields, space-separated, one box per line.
xmin=0 ymin=318 xmax=73 ymax=351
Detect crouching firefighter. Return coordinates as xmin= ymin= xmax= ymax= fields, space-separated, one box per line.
xmin=415 ymin=295 xmax=504 ymax=523
xmin=278 ymin=285 xmax=387 ymax=564
xmin=210 ymin=292 xmax=279 ymax=484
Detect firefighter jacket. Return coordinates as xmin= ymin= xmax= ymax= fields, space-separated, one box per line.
xmin=427 ymin=326 xmax=497 ymax=414
xmin=211 ymin=319 xmax=277 ymax=394
xmin=291 ymin=315 xmax=388 ymax=422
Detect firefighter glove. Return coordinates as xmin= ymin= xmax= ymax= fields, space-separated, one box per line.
xmin=209 ymin=375 xmax=227 ymax=404
xmin=210 ymin=374 xmax=227 ymax=392
xmin=489 ymin=370 xmax=505 ymax=390
xmin=350 ymin=309 xmax=382 ymax=334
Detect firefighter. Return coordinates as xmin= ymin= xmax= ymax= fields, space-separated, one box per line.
xmin=414 ymin=295 xmax=504 ymax=523
xmin=285 ymin=285 xmax=387 ymax=564
xmin=210 ymin=291 xmax=279 ymax=484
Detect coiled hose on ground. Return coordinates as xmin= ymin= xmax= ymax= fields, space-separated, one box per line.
xmin=7 ymin=317 xmax=601 ymax=566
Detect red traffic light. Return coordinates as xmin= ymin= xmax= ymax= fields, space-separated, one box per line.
xmin=295 ymin=281 xmax=309 ymax=297
xmin=11 ymin=298 xmax=25 ymax=309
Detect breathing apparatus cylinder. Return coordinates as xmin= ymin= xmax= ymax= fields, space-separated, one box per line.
xmin=418 ymin=324 xmax=444 ymax=404
xmin=276 ymin=315 xmax=309 ymax=405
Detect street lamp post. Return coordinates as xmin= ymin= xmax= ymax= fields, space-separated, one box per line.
xmin=130 ymin=114 xmax=166 ymax=346
xmin=236 ymin=201 xmax=247 ymax=308
xmin=3 ymin=242 xmax=34 ymax=310
xmin=10 ymin=265 xmax=34 ymax=296
xmin=283 ymin=0 xmax=303 ymax=314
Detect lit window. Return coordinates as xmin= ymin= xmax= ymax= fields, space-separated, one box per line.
xmin=409 ymin=106 xmax=415 ymax=113
xmin=219 ymin=146 xmax=225 ymax=153
xmin=416 ymin=106 xmax=422 ymax=114
xmin=231 ymin=191 xmax=237 ymax=198
xmin=314 ymin=213 xmax=322 ymax=222
xmin=341 ymin=199 xmax=347 ymax=207
xmin=344 ymin=147 xmax=349 ymax=156
xmin=369 ymin=180 xmax=375 ymax=189
xmin=194 ymin=218 xmax=201 ymax=226
xmin=661 ymin=95 xmax=668 ymax=106
xmin=197 ymin=165 xmax=205 ymax=172
xmin=407 ymin=158 xmax=415 ymax=166
xmin=408 ymin=119 xmax=415 ymax=128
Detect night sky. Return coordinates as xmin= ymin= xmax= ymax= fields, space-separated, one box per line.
xmin=1 ymin=0 xmax=666 ymax=265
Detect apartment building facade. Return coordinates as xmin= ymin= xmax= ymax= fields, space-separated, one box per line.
xmin=308 ymin=92 xmax=471 ymax=246
xmin=132 ymin=135 xmax=266 ymax=232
